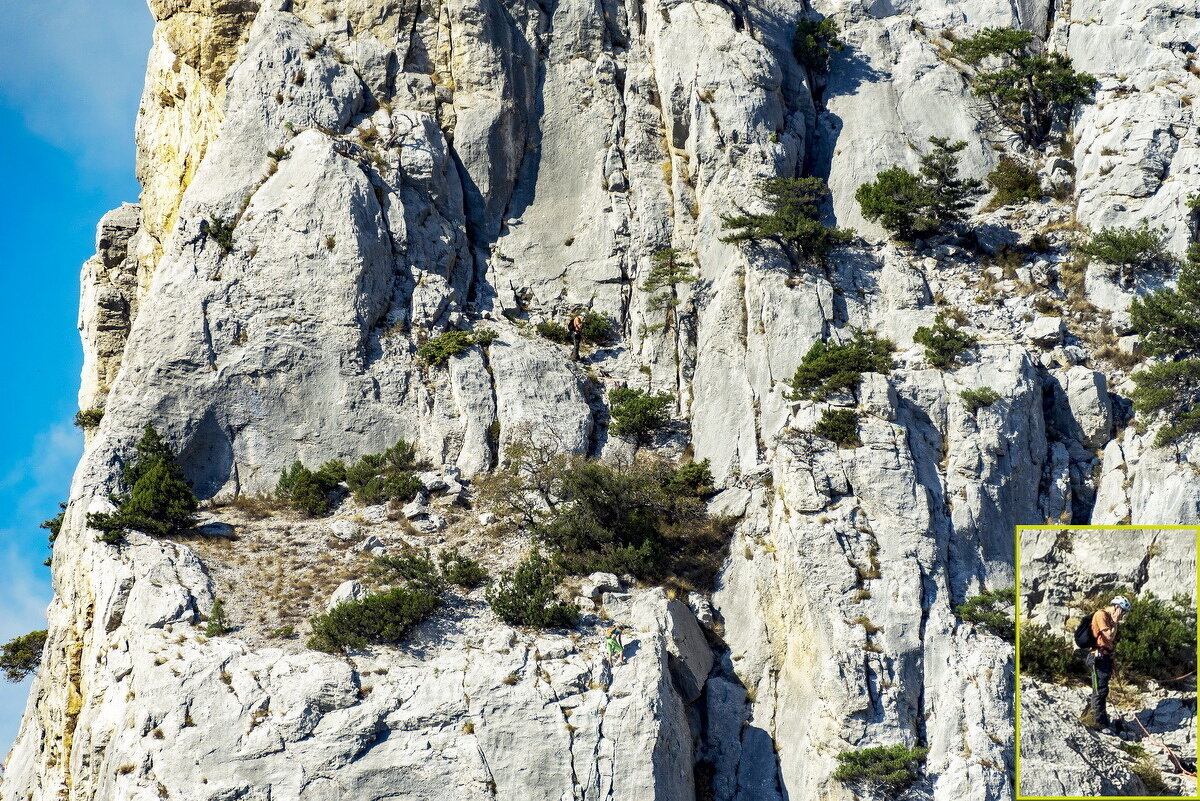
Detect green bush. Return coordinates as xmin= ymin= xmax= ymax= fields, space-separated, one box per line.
xmin=1018 ymin=620 xmax=1075 ymax=679
xmin=580 ymin=311 xmax=613 ymax=344
xmin=787 ymin=330 xmax=894 ymax=401
xmin=73 ymin=408 xmax=104 ymax=429
xmin=371 ymin=547 xmax=488 ymax=593
xmin=609 ymin=387 xmax=673 ymax=445
xmin=276 ymin=461 xmax=339 ymax=516
xmin=204 ymin=599 xmax=230 ymax=637
xmin=986 ymin=156 xmax=1042 ymax=207
xmin=960 ymin=387 xmax=1001 ymax=413
xmin=1130 ymin=256 xmax=1200 ymax=358
xmin=1131 ymin=360 xmax=1200 ymax=446
xmin=315 ymin=459 xmax=347 ymax=485
xmin=833 ymin=744 xmax=929 ymax=795
xmin=486 ymin=549 xmax=579 ymax=628
xmin=308 ymin=586 xmax=440 ymax=652
xmin=206 ymin=216 xmax=236 ymax=253
xmin=0 ymin=630 xmax=47 ymax=682
xmin=856 ymin=167 xmax=936 ymax=241
xmin=1116 ymin=592 xmax=1196 ymax=682
xmin=955 ymin=587 xmax=1015 ymax=641
xmin=666 ymin=458 xmax=715 ymax=497
xmin=479 ymin=449 xmax=730 ymax=587
xmin=418 ymin=329 xmax=496 ymax=367
xmin=856 ymin=137 xmax=984 ymax=240
xmin=1128 ymin=247 xmax=1200 ymax=446
xmin=814 ymin=409 xmax=860 ymax=447
xmin=1076 ymin=222 xmax=1176 ymax=274
xmin=536 ymin=321 xmax=571 ymax=344
xmin=41 ymin=502 xmax=66 ymax=544
xmin=793 ymin=17 xmax=844 ymax=75
xmin=370 ymin=551 xmax=447 ymax=595
xmin=439 ymin=548 xmax=490 ymax=589
xmin=952 ymin=28 xmax=1096 ymax=146
xmin=913 ymin=313 xmax=978 ymax=369
xmin=88 ymin=425 xmax=198 ymax=543
xmin=344 ymin=439 xmax=423 ymax=505
xmin=721 ymin=177 xmax=853 ymax=267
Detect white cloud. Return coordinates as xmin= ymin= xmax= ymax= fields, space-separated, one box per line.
xmin=0 ymin=0 xmax=154 ymax=182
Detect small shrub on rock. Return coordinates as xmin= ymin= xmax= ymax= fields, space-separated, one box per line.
xmin=721 ymin=177 xmax=853 ymax=267
xmin=1076 ymin=222 xmax=1176 ymax=276
xmin=88 ymin=425 xmax=198 ymax=543
xmin=787 ymin=330 xmax=894 ymax=401
xmin=418 ymin=329 xmax=497 ymax=367
xmin=276 ymin=461 xmax=339 ymax=516
xmin=41 ymin=502 xmax=66 ymax=546
xmin=833 ymin=744 xmax=928 ymax=795
xmin=487 ymin=549 xmax=579 ymax=629
xmin=370 ymin=551 xmax=447 ymax=595
xmin=913 ymin=312 xmax=978 ymax=369
xmin=479 ymin=445 xmax=730 ymax=587
xmin=0 ymin=630 xmax=47 ymax=682
xmin=580 ymin=311 xmax=613 ymax=344
xmin=856 ymin=137 xmax=984 ymax=240
xmin=204 ymin=599 xmax=230 ymax=637
xmin=73 ymin=408 xmax=104 ymax=429
xmin=792 ymin=17 xmax=844 ymax=75
xmin=609 ymin=387 xmax=673 ymax=445
xmin=536 ymin=321 xmax=571 ymax=343
xmin=308 ymin=587 xmax=440 ymax=652
xmin=1129 ymin=250 xmax=1200 ymax=446
xmin=814 ymin=409 xmax=860 ymax=447
xmin=986 ymin=156 xmax=1042 ymax=208
xmin=955 ymin=587 xmax=1015 ymax=641
xmin=205 ymin=216 xmax=236 ymax=253
xmin=346 ymin=439 xmax=422 ymax=506
xmin=1018 ymin=620 xmax=1074 ymax=679
xmin=1130 ymin=252 xmax=1200 ymax=358
xmin=1131 ymin=360 xmax=1200 ymax=447
xmin=960 ymin=387 xmax=1001 ymax=413
xmin=439 ymin=548 xmax=490 ymax=589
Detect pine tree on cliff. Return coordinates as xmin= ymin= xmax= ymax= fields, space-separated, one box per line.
xmin=1130 ymin=244 xmax=1200 ymax=446
xmin=88 ymin=425 xmax=198 ymax=543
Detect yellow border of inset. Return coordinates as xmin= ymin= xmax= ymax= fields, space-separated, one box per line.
xmin=1015 ymin=524 xmax=1200 ymax=801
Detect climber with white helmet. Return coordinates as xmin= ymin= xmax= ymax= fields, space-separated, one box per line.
xmin=1082 ymin=595 xmax=1130 ymax=734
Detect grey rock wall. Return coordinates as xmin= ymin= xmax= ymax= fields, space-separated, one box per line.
xmin=5 ymin=0 xmax=1200 ymax=798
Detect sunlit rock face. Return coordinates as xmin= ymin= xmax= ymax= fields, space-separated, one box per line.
xmin=6 ymin=0 xmax=1200 ymax=798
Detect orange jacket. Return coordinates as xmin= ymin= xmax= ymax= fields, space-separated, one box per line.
xmin=1092 ymin=608 xmax=1118 ymax=653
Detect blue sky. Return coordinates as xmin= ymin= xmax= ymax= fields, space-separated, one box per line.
xmin=0 ymin=0 xmax=153 ymax=756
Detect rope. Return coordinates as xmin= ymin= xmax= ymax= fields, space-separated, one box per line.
xmin=1131 ymin=713 xmax=1197 ymax=779
xmin=1159 ymin=670 xmax=1196 ymax=684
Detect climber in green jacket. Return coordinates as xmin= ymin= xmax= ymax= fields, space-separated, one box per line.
xmin=605 ymin=625 xmax=626 ymax=665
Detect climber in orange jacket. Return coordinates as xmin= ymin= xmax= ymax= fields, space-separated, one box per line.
xmin=1086 ymin=596 xmax=1130 ymax=733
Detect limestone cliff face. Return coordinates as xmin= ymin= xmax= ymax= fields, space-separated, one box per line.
xmin=5 ymin=0 xmax=1200 ymax=799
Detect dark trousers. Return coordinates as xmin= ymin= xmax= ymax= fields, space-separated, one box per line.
xmin=1088 ymin=651 xmax=1113 ymax=725
xmin=571 ymin=332 xmax=581 ymax=361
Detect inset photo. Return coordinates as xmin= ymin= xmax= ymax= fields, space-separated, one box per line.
xmin=1017 ymin=526 xmax=1199 ymax=799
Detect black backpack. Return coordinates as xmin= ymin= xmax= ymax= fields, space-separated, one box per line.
xmin=1074 ymin=612 xmax=1097 ymax=649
